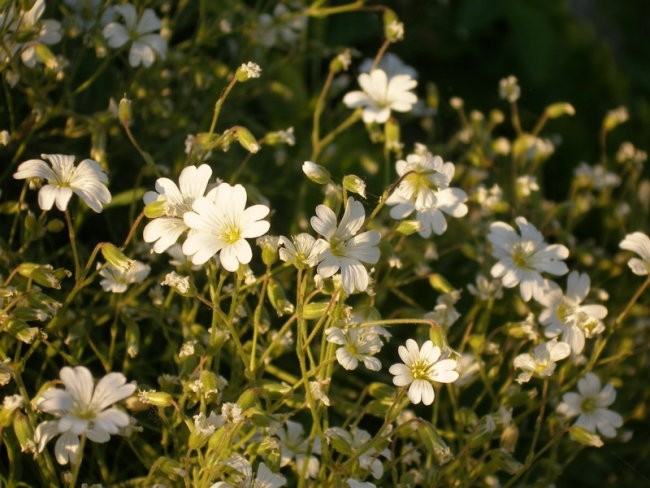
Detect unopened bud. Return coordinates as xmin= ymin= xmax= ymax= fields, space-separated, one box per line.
xmin=302 ymin=301 xmax=329 ymax=320
xmin=17 ymin=263 xmax=70 ymax=289
xmin=234 ymin=126 xmax=260 ymax=153
xmin=545 ymin=102 xmax=575 ymax=119
xmin=569 ymin=426 xmax=604 ymax=447
xmin=383 ymin=10 xmax=404 ymax=42
xmin=118 ymin=96 xmax=132 ymax=126
xmin=101 ymin=243 xmax=134 ymax=273
xmin=449 ymin=97 xmax=464 ymax=110
xmin=256 ymin=235 xmax=280 ymax=266
xmin=603 ymin=106 xmax=629 ymax=132
xmin=394 ymin=220 xmax=420 ymax=235
xmin=138 ymin=390 xmax=173 ymax=408
xmin=46 ymin=218 xmax=65 ymax=233
xmin=267 ymin=279 xmax=295 ymax=317
xmin=330 ymin=50 xmax=352 ymax=73
xmin=302 ymin=161 xmax=331 ymax=184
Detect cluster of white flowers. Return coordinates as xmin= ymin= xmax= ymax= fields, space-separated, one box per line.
xmin=386 ymin=144 xmax=468 ymax=238
xmin=143 ymin=164 xmax=271 ymax=272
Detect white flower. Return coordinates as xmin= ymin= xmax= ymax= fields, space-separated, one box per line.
xmin=325 ymin=326 xmax=389 ymax=371
xmin=310 ymin=197 xmax=380 ymax=294
xmin=193 ymin=411 xmax=224 ymax=436
xmin=343 ymin=69 xmax=417 ymax=124
xmin=513 ymin=340 xmax=570 ymax=384
xmin=237 ymin=61 xmax=261 ymax=80
xmin=278 ymin=233 xmax=327 ymax=269
xmin=102 ymin=4 xmax=167 ymax=68
xmin=557 ymin=372 xmax=623 ymax=438
xmin=467 ymin=274 xmax=503 ymax=301
xmin=347 ymin=479 xmax=377 ymax=488
xmin=256 ymin=3 xmax=306 ymax=48
xmin=389 ymin=339 xmax=459 ymax=405
xmin=385 ymin=146 xmax=467 ymax=238
xmin=211 ymin=456 xmax=286 ymax=488
xmin=488 ymin=217 xmax=569 ymax=302
xmin=14 ymin=154 xmax=111 ymax=213
xmin=619 ymin=232 xmax=650 ymax=276
xmin=424 ymin=290 xmax=461 ymax=328
xmin=34 ymin=366 xmax=136 ymax=465
xmin=98 ymin=260 xmax=150 ymax=293
xmin=183 ymin=182 xmax=270 ymax=270
xmin=574 ymin=163 xmax=620 ymax=190
xmin=516 ymin=175 xmax=539 ymax=198
xmin=160 ymin=271 xmax=192 ymax=295
xmin=499 ymin=75 xmax=520 ymax=103
xmin=538 ymin=272 xmax=607 ymax=354
xmin=3 ymin=394 xmax=23 ymax=411
xmin=277 ymin=420 xmax=321 ymax=479
xmin=143 ymin=164 xmax=213 ymax=253
xmin=326 ymin=427 xmax=389 ymax=479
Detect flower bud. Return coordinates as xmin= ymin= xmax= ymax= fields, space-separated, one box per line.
xmin=383 ymin=9 xmax=404 ymax=42
xmin=330 ymin=49 xmax=352 ymax=73
xmin=545 ymin=102 xmax=575 ymax=119
xmin=395 ymin=220 xmax=420 ymax=235
xmin=138 ymin=390 xmax=174 ymax=408
xmin=267 ymin=279 xmax=295 ymax=317
xmin=488 ymin=448 xmax=523 ymax=474
xmin=46 ymin=218 xmax=65 ymax=233
xmin=101 ymin=243 xmax=134 ymax=273
xmin=118 ymin=96 xmax=132 ymax=126
xmin=302 ymin=301 xmax=329 ymax=320
xmin=603 ymin=106 xmax=629 ymax=132
xmin=343 ymin=174 xmax=366 ymax=199
xmin=161 ymin=272 xmax=194 ymax=296
xmin=256 ymin=235 xmax=280 ymax=266
xmin=234 ymin=126 xmax=260 ymax=153
xmin=569 ymin=426 xmax=603 ymax=447
xmin=302 ymin=161 xmax=330 ymax=184
xmin=17 ymin=263 xmax=70 ymax=289
xmin=13 ymin=412 xmax=33 ymax=452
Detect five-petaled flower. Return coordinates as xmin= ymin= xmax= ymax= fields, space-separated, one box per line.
xmin=343 ymin=69 xmax=417 ymax=124
xmin=488 ymin=217 xmax=569 ymax=302
xmin=34 ymin=366 xmax=136 ymax=465
xmin=14 ymin=154 xmax=111 ymax=213
xmin=513 ymin=339 xmax=570 ymax=384
xmin=102 ymin=4 xmax=167 ymax=68
xmin=557 ymin=372 xmax=623 ymax=438
xmin=311 ymin=197 xmax=380 ymax=294
xmin=183 ymin=182 xmax=270 ymax=271
xmin=389 ymin=339 xmax=459 ymax=405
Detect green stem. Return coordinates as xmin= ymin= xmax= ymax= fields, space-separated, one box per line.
xmin=65 ymin=209 xmax=81 ymax=282
xmin=69 ymin=434 xmax=87 ymax=488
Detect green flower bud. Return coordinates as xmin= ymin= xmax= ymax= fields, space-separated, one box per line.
xmin=267 ymin=279 xmax=295 ymax=317
xmin=101 ymin=243 xmax=134 ymax=273
xmin=569 ymin=426 xmax=604 ymax=447
xmin=138 ymin=390 xmax=173 ymax=408
xmin=235 ymin=62 xmax=261 ymax=82
xmin=234 ymin=126 xmax=260 ymax=153
xmin=118 ymin=96 xmax=132 ymax=126
xmin=545 ymin=102 xmax=575 ymax=119
xmin=144 ymin=199 xmax=167 ymax=218
xmin=302 ymin=301 xmax=329 ymax=320
xmin=395 ymin=220 xmax=420 ymax=235
xmin=302 ymin=161 xmax=331 ymax=185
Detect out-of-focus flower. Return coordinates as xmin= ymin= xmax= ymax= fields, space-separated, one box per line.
xmin=467 ymin=274 xmax=503 ymax=301
xmin=14 ymin=154 xmax=111 ymax=213
xmin=34 ymin=366 xmax=136 ymax=465
xmin=103 ymin=4 xmax=167 ymax=67
xmin=389 ymin=339 xmax=459 ymax=405
xmin=211 ymin=456 xmax=286 ymax=488
xmin=619 ymin=232 xmax=650 ymax=276
xmin=98 ymin=260 xmax=150 ymax=293
xmin=183 ymin=183 xmax=270 ymax=270
xmin=311 ymin=197 xmax=380 ymax=294
xmin=557 ymin=372 xmax=623 ymax=438
xmin=499 ymin=75 xmax=520 ymax=103
xmin=343 ymin=69 xmax=417 ymax=124
xmin=488 ymin=217 xmax=569 ymax=302
xmin=513 ymin=340 xmax=570 ymax=384
xmin=277 ymin=420 xmax=321 ymax=479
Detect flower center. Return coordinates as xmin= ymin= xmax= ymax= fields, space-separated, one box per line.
xmin=223 ymin=225 xmax=241 ymax=244
xmin=73 ymin=404 xmax=97 ymax=420
xmin=556 ymin=299 xmax=575 ymax=323
xmin=410 ymin=359 xmax=432 ymax=381
xmin=511 ymin=241 xmax=535 ymax=268
xmin=329 ymin=237 xmax=346 ymax=257
xmin=581 ymin=397 xmax=597 ymax=413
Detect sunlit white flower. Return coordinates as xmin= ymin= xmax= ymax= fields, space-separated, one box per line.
xmin=102 ymin=4 xmax=167 ymax=68
xmin=34 ymin=366 xmax=136 ymax=465
xmin=236 ymin=61 xmax=261 ymax=80
xmin=278 ymin=233 xmax=327 ymax=269
xmin=425 ymin=290 xmax=461 ymax=328
xmin=538 ymin=272 xmax=608 ymax=354
xmin=183 ymin=182 xmax=270 ymax=270
xmin=326 ymin=427 xmax=390 ymax=479
xmin=160 ymin=271 xmax=192 ymax=295
xmin=193 ymin=411 xmax=224 ymax=437
xmin=343 ymin=69 xmax=417 ymax=124
xmin=488 ymin=217 xmax=569 ymax=302
xmin=277 ymin=420 xmax=321 ymax=479
xmin=14 ymin=154 xmax=111 ymax=213
xmin=325 ymin=326 xmax=389 ymax=371
xmin=389 ymin=339 xmax=459 ymax=405
xmin=513 ymin=340 xmax=570 ymax=384
xmin=557 ymin=372 xmax=623 ymax=438
xmin=3 ymin=394 xmax=23 ymax=411
xmin=386 ymin=145 xmax=467 ymax=237
xmin=474 ymin=183 xmax=505 ymax=215
xmin=311 ymin=197 xmax=380 ymax=294
xmin=143 ymin=164 xmax=213 ymax=253
xmin=98 ymin=260 xmax=150 ymax=293
xmin=619 ymin=232 xmax=650 ymax=276
xmin=211 ymin=456 xmax=286 ymax=488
